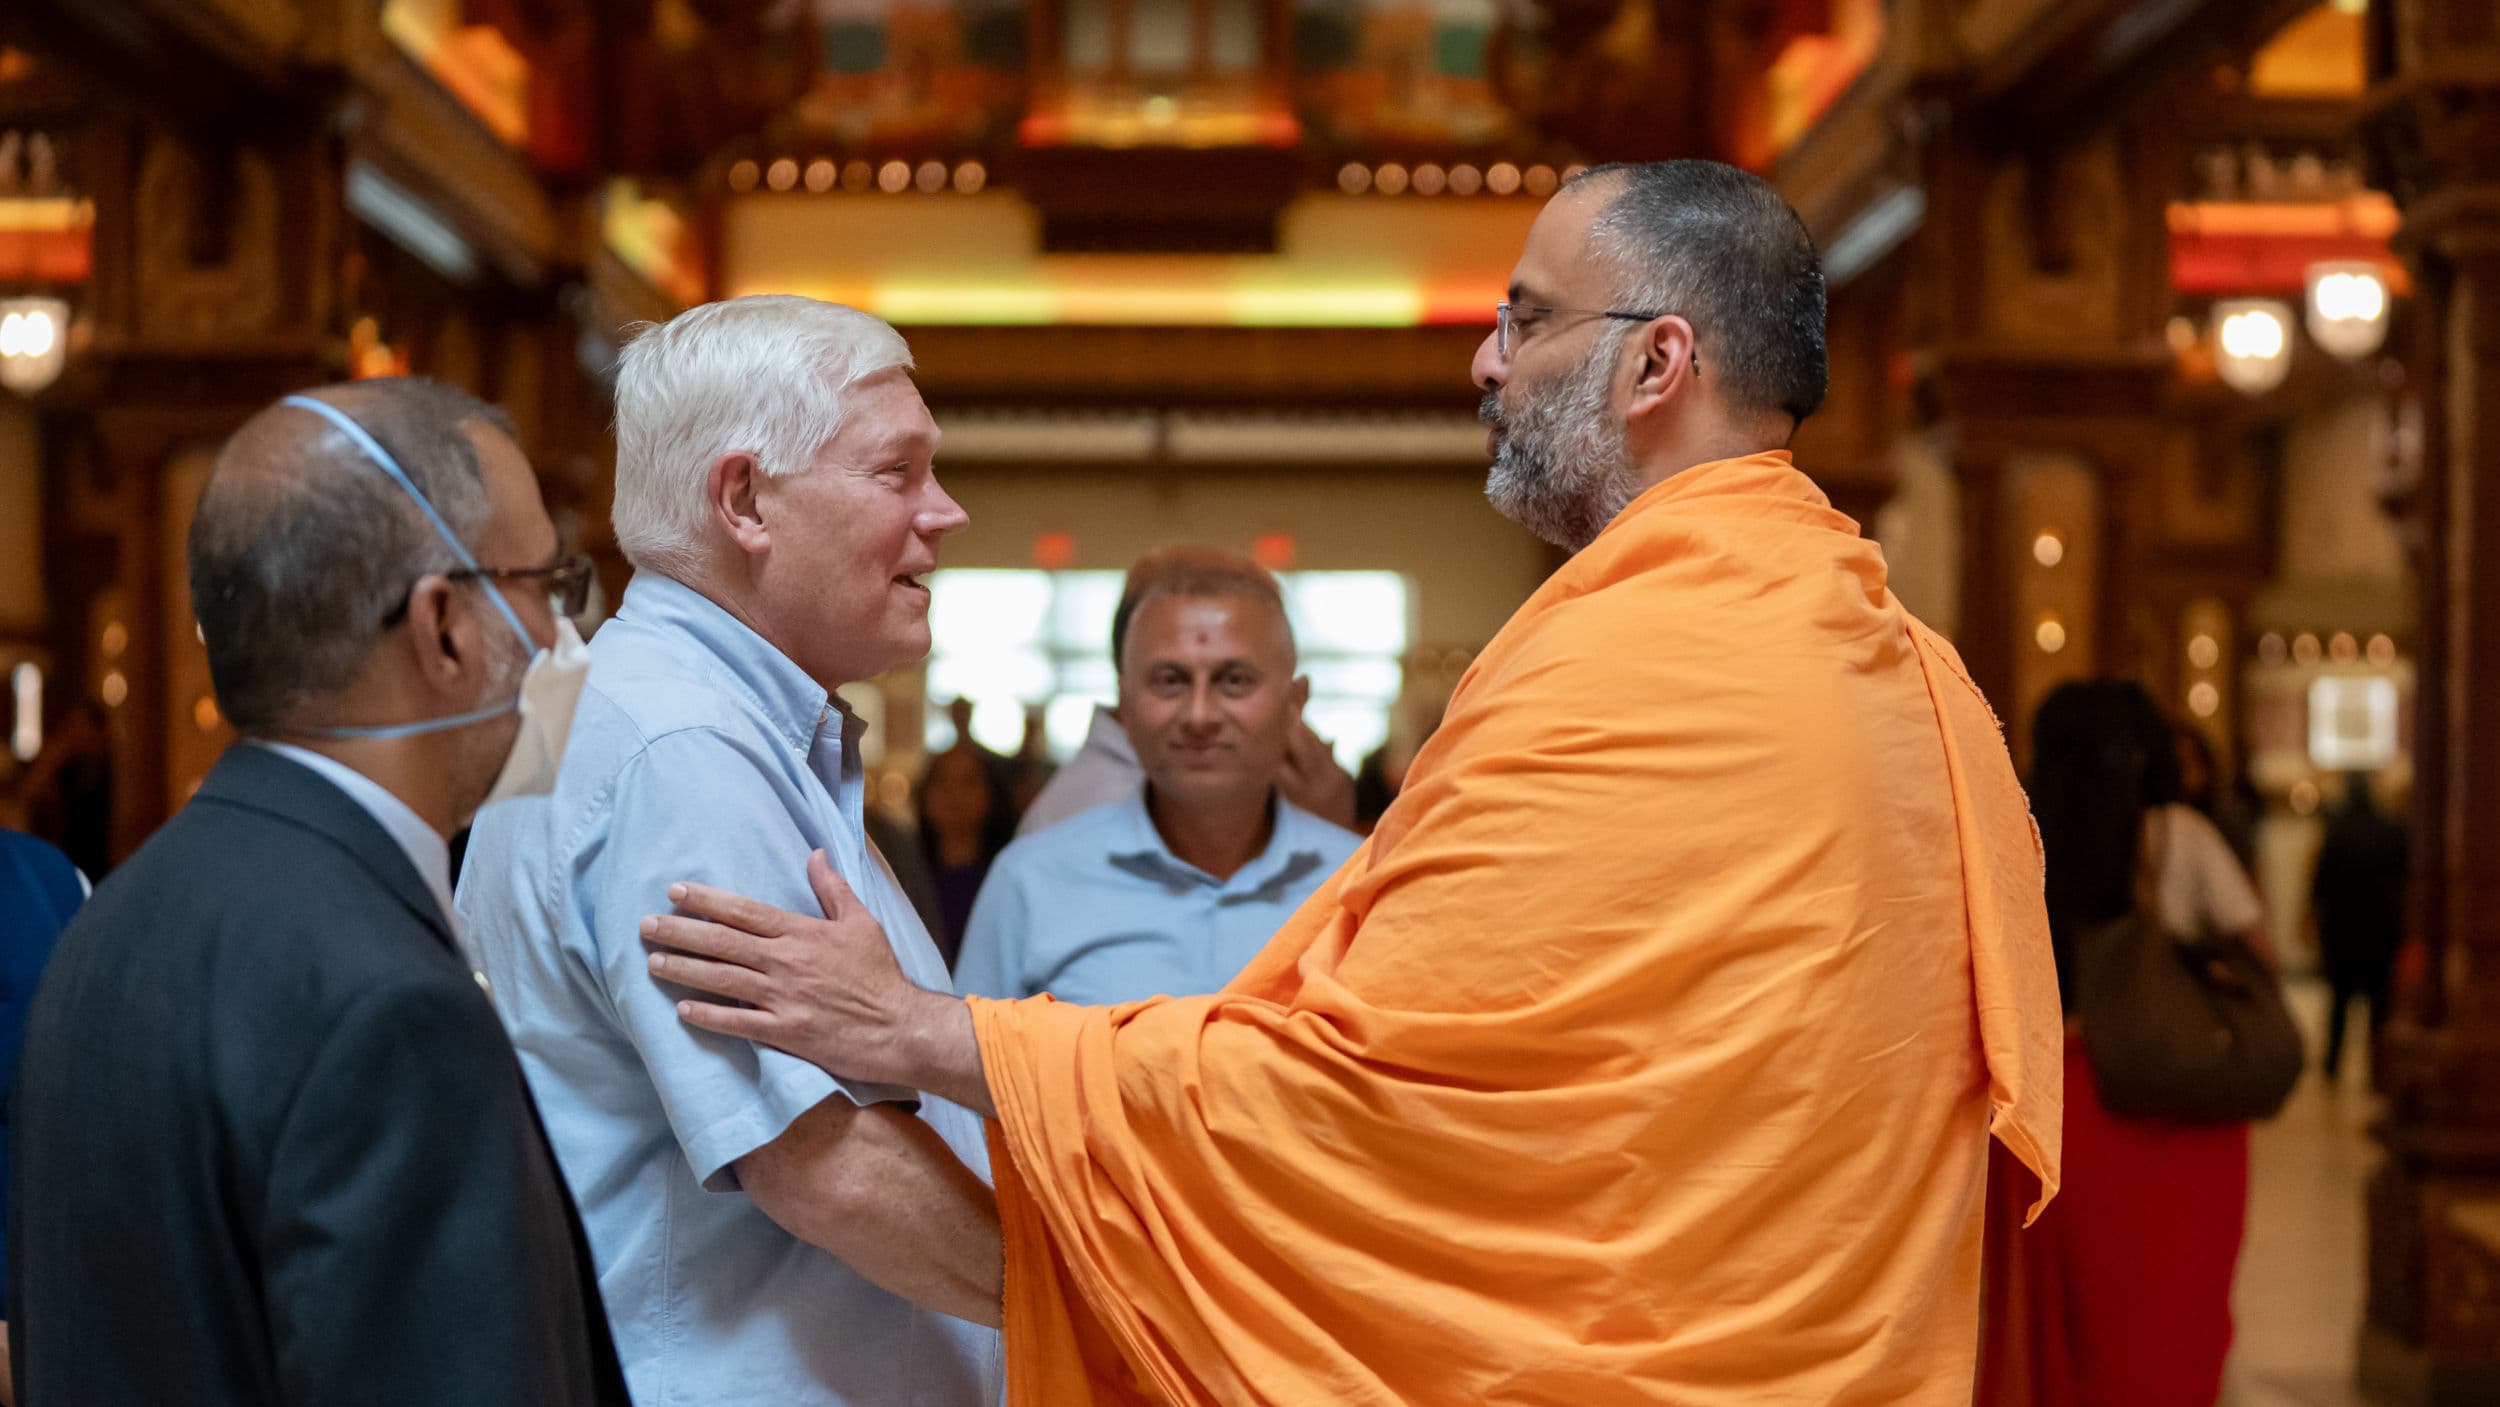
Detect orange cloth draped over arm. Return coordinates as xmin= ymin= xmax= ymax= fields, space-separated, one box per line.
xmin=971 ymin=453 xmax=2063 ymax=1407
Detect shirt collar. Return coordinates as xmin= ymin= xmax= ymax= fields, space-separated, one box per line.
xmin=615 ymin=572 xmax=832 ymax=756
xmin=248 ymin=739 xmax=455 ymax=927
xmin=1109 ymin=783 xmax=1327 ymax=892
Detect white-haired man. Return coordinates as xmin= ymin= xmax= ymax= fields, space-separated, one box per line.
xmin=457 ymin=296 xmax=1002 ymax=1406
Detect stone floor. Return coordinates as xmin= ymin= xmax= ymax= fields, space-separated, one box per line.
xmin=2220 ymin=978 xmax=2391 ymax=1407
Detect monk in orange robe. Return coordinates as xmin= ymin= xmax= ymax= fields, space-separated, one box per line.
xmin=643 ymin=160 xmax=2063 ymax=1404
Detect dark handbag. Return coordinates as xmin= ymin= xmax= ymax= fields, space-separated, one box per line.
xmin=2070 ymin=911 xmax=2304 ymax=1123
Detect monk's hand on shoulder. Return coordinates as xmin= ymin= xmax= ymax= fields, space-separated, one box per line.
xmin=644 ymin=849 xmax=954 ymax=1091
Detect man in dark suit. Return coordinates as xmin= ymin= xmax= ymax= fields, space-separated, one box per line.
xmin=8 ymin=378 xmax=626 ymax=1405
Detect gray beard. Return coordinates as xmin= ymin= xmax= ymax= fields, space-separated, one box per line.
xmin=1480 ymin=345 xmax=1639 ymax=554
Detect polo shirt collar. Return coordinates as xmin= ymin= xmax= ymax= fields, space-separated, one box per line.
xmin=1110 ymin=783 xmax=1327 ymax=893
xmin=616 ymin=572 xmax=832 ymax=756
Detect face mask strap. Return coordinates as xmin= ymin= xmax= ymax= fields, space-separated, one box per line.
xmin=279 ymin=394 xmax=538 ymax=654
xmin=292 ymin=694 xmax=520 ymax=742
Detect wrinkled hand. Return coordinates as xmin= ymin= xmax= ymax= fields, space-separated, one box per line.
xmin=1277 ymin=713 xmax=1357 ymax=829
xmin=643 ymin=850 xmax=961 ymax=1095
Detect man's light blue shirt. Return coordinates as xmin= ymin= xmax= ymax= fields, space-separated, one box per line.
xmin=954 ymin=787 xmax=1361 ymax=1005
xmin=456 ymin=572 xmax=1002 ymax=1407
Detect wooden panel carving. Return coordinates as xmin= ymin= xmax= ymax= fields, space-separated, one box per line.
xmin=1981 ymin=139 xmax=2127 ymax=344
xmin=133 ymin=137 xmax=281 ymax=340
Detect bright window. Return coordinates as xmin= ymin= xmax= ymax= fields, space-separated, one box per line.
xmin=926 ymin=568 xmax=1412 ymax=769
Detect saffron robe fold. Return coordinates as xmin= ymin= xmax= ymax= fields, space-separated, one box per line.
xmin=970 ymin=452 xmax=2063 ymax=1406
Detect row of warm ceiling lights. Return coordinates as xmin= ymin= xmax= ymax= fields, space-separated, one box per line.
xmin=2259 ymin=631 xmax=2397 ymax=669
xmin=729 ymin=157 xmax=991 ymax=196
xmin=724 ymin=155 xmax=1584 ymax=201
xmin=1335 ymin=161 xmax=1582 ymax=198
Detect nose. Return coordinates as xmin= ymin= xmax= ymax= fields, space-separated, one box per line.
xmin=1182 ymin=681 xmax=1222 ymax=732
xmin=918 ymin=479 xmax=970 ymax=538
xmin=1470 ymin=329 xmax=1506 ymax=392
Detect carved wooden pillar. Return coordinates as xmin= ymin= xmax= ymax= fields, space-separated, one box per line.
xmin=2363 ymin=0 xmax=2500 ymax=1397
xmin=56 ymin=110 xmax=340 ymax=850
xmin=1919 ymin=111 xmax=2176 ymax=747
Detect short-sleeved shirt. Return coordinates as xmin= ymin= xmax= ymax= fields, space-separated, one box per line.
xmin=955 ymin=787 xmax=1361 ymax=1005
xmin=456 ymin=572 xmax=1002 ymax=1407
xmin=2149 ymin=803 xmax=2264 ymax=939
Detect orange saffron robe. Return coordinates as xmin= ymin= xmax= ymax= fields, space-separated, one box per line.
xmin=970 ymin=452 xmax=2063 ymax=1405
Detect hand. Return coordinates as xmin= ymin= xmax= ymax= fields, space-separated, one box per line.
xmin=1277 ymin=715 xmax=1357 ymax=830
xmin=644 ymin=850 xmax=972 ymax=1100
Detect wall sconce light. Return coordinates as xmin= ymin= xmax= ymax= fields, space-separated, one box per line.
xmin=2213 ymin=299 xmax=2292 ymax=396
xmin=0 ymin=295 xmax=69 ymax=394
xmin=2305 ymin=261 xmax=2389 ymax=361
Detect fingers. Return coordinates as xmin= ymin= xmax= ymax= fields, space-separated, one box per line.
xmin=641 ymin=913 xmax=773 ymax=970
xmin=665 ymin=880 xmax=803 ymax=938
xmin=806 ymin=849 xmax=857 ymax=921
xmin=674 ymin=997 xmax=780 ymax=1044
xmin=647 ymin=948 xmax=775 ymax=1006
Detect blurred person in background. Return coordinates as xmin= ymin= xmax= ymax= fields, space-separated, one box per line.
xmin=2014 ymin=679 xmax=2272 ymax=1407
xmin=942 ymin=696 xmax=1011 ymax=786
xmin=19 ymin=702 xmax=112 ymax=883
xmin=1016 ymin=546 xmax=1356 ymax=837
xmin=0 ymin=826 xmax=82 ymax=1405
xmin=954 ymin=550 xmax=1360 ymax=1004
xmin=2175 ymin=724 xmax=2259 ymax=874
xmin=916 ymin=738 xmax=1016 ymax=969
xmin=1009 ymin=702 xmax=1053 ymax=814
xmin=2311 ymin=771 xmax=2408 ymax=1083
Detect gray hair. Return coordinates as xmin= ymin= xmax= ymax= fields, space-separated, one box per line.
xmin=1570 ymin=160 xmax=1829 ymax=425
xmin=610 ymin=295 xmax=914 ymax=579
xmin=189 ymin=377 xmax=514 ymax=734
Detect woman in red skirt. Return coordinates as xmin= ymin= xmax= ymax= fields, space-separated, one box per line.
xmin=1993 ymin=682 xmax=2268 ymax=1407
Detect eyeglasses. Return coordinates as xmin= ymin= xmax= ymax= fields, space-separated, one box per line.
xmin=1495 ymin=301 xmax=1696 ymax=372
xmin=384 ymin=553 xmax=596 ymax=629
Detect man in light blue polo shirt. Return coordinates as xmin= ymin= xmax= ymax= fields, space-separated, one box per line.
xmin=457 ymin=296 xmax=1003 ymax=1407
xmin=956 ymin=549 xmax=1361 ymax=1005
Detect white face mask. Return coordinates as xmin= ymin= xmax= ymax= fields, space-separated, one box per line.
xmin=478 ymin=615 xmax=589 ymax=805
xmin=276 ymin=394 xmax=587 ymax=805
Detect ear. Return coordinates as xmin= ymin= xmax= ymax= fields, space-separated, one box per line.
xmin=1625 ymin=314 xmax=1700 ymax=425
xmin=706 ymin=451 xmax=771 ymax=556
xmin=399 ymin=574 xmax=478 ymax=692
xmin=1290 ymin=673 xmax=1313 ymax=712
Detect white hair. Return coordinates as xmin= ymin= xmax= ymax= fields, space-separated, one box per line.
xmin=611 ymin=295 xmax=914 ymax=578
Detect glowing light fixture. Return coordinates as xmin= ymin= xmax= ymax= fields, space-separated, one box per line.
xmin=0 ymin=295 xmax=67 ymax=394
xmin=2189 ymin=634 xmax=2220 ymax=669
xmin=2306 ymin=260 xmax=2389 ymax=361
xmin=2213 ymin=299 xmax=2292 ymax=395
xmin=10 ymin=662 xmax=40 ymax=761
xmin=2035 ymin=614 xmax=2067 ymax=654
xmin=2188 ymin=682 xmax=2220 ymax=718
xmin=2032 ymin=531 xmax=2065 ymax=568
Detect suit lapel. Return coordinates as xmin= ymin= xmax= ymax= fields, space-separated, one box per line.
xmin=192 ymin=745 xmax=460 ymax=954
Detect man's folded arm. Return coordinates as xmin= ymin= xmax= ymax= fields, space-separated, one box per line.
xmin=736 ymin=1096 xmax=1004 ymax=1327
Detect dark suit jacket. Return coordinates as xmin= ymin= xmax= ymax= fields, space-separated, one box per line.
xmin=8 ymin=745 xmax=630 ymax=1406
